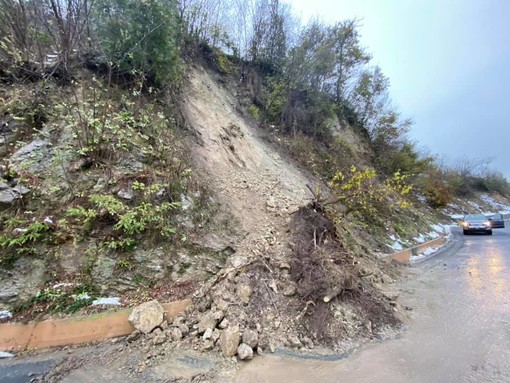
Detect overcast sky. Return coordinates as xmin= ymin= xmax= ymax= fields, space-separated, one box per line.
xmin=291 ymin=0 xmax=510 ymax=178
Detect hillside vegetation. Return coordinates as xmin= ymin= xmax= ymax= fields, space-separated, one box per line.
xmin=1 ymin=0 xmax=509 ymax=356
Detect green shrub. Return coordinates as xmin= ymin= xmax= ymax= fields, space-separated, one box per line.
xmin=248 ymin=104 xmax=260 ymax=120
xmin=0 ymin=216 xmax=51 ymax=264
xmin=66 ymin=192 xmax=180 ymax=250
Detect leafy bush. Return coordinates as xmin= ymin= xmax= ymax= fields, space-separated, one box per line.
xmin=0 ymin=216 xmax=51 ymax=263
xmin=248 ymin=104 xmax=260 ymax=120
xmin=423 ymin=178 xmax=453 ymax=209
xmin=66 ymin=190 xmax=181 ymax=250
xmin=328 ymin=166 xmax=412 ymax=226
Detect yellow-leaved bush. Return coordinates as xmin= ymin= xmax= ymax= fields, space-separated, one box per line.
xmin=328 ymin=166 xmax=412 ymax=225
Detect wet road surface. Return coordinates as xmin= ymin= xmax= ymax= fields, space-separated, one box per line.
xmin=233 ymin=227 xmax=510 ymax=383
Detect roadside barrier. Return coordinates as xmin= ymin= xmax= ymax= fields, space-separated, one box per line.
xmin=0 ymin=299 xmax=191 ymax=352
xmin=382 ymin=236 xmax=448 ymax=265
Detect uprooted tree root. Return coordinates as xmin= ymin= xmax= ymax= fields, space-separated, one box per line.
xmin=290 ymin=202 xmax=400 ymax=345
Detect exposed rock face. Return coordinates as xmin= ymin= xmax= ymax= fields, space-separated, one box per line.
xmin=128 ymin=300 xmax=165 ymax=334
xmin=237 ymin=343 xmax=254 ymax=360
xmin=10 ymin=139 xmax=53 ymax=174
xmin=0 ymin=189 xmax=16 ymax=204
xmin=242 ymin=329 xmax=259 ymax=349
xmin=219 ymin=325 xmax=240 ymax=357
xmin=0 ymin=183 xmax=30 ymax=205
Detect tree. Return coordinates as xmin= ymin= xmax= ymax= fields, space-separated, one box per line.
xmin=93 ymin=0 xmax=182 ymax=85
xmin=332 ymin=19 xmax=371 ymax=105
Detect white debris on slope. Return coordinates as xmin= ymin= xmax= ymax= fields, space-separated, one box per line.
xmin=0 ymin=310 xmax=12 ymax=320
xmin=92 ymin=297 xmax=122 ymax=306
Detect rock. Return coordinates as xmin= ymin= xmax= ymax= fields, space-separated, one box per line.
xmin=0 ymin=180 xmax=9 ymax=190
xmin=279 ymin=262 xmax=291 ymax=270
xmin=212 ymin=329 xmax=220 ymax=343
xmin=10 ymin=139 xmax=52 ymax=174
xmin=0 ymin=286 xmax=18 ymax=303
xmin=152 ymin=332 xmax=167 ymax=345
xmin=242 ymin=329 xmax=258 ymax=349
xmin=230 ymin=254 xmax=249 ymax=268
xmin=178 ymin=324 xmax=189 ymax=336
xmin=282 ymin=282 xmax=297 ymax=297
xmin=197 ymin=310 xmax=223 ymax=334
xmin=288 ymin=335 xmax=302 ymax=348
xmin=268 ymin=279 xmax=278 ymax=293
xmin=218 ymin=318 xmax=229 ymax=330
xmin=128 ymin=300 xmax=165 ymax=334
xmin=196 ymin=297 xmax=212 ymax=312
xmin=203 ymin=328 xmax=213 ymax=340
xmin=237 ymin=343 xmax=253 ymax=360
xmin=172 ymin=327 xmax=184 ymax=341
xmin=12 ymin=184 xmax=30 ymax=195
xmin=0 ymin=189 xmax=16 ymax=204
xmin=126 ymin=330 xmax=141 ymax=343
xmin=180 ymin=194 xmax=193 ymax=211
xmin=236 ymin=284 xmax=252 ymax=304
xmin=256 ymin=347 xmax=263 ymax=355
xmin=172 ymin=316 xmax=185 ymax=326
xmin=266 ymin=197 xmax=277 ymax=211
xmin=202 ymin=340 xmax=215 ymax=351
xmin=0 ymin=351 xmax=14 ymax=359
xmin=219 ymin=325 xmax=241 ymax=357
xmin=216 ymin=299 xmax=229 ymax=312
xmin=118 ymin=188 xmax=134 ymax=201
xmin=302 ymin=337 xmax=314 ymax=349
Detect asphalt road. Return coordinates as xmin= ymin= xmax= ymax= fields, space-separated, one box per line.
xmin=234 ymin=226 xmax=510 ymax=382
xmin=2 ymin=226 xmax=510 ymax=382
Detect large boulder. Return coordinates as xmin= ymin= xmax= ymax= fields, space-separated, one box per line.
xmin=219 ymin=325 xmax=240 ymax=357
xmin=128 ymin=300 xmax=165 ymax=334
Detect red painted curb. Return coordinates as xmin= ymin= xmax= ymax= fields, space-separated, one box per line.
xmin=0 ymin=300 xmax=191 ymax=352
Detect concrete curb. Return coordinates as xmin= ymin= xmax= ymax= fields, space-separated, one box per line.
xmin=381 ymin=235 xmax=450 ymax=266
xmin=0 ymin=299 xmax=191 ymax=352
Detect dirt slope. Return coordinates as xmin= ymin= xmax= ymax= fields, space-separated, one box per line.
xmin=180 ymin=64 xmax=312 ymax=255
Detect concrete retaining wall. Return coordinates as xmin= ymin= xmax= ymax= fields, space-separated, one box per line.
xmin=0 ymin=299 xmax=191 ymax=352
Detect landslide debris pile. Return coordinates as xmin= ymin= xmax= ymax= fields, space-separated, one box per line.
xmin=119 ymin=202 xmax=401 ymax=369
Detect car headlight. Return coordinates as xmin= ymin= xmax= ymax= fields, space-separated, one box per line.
xmin=485 ymin=221 xmax=491 ymax=227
